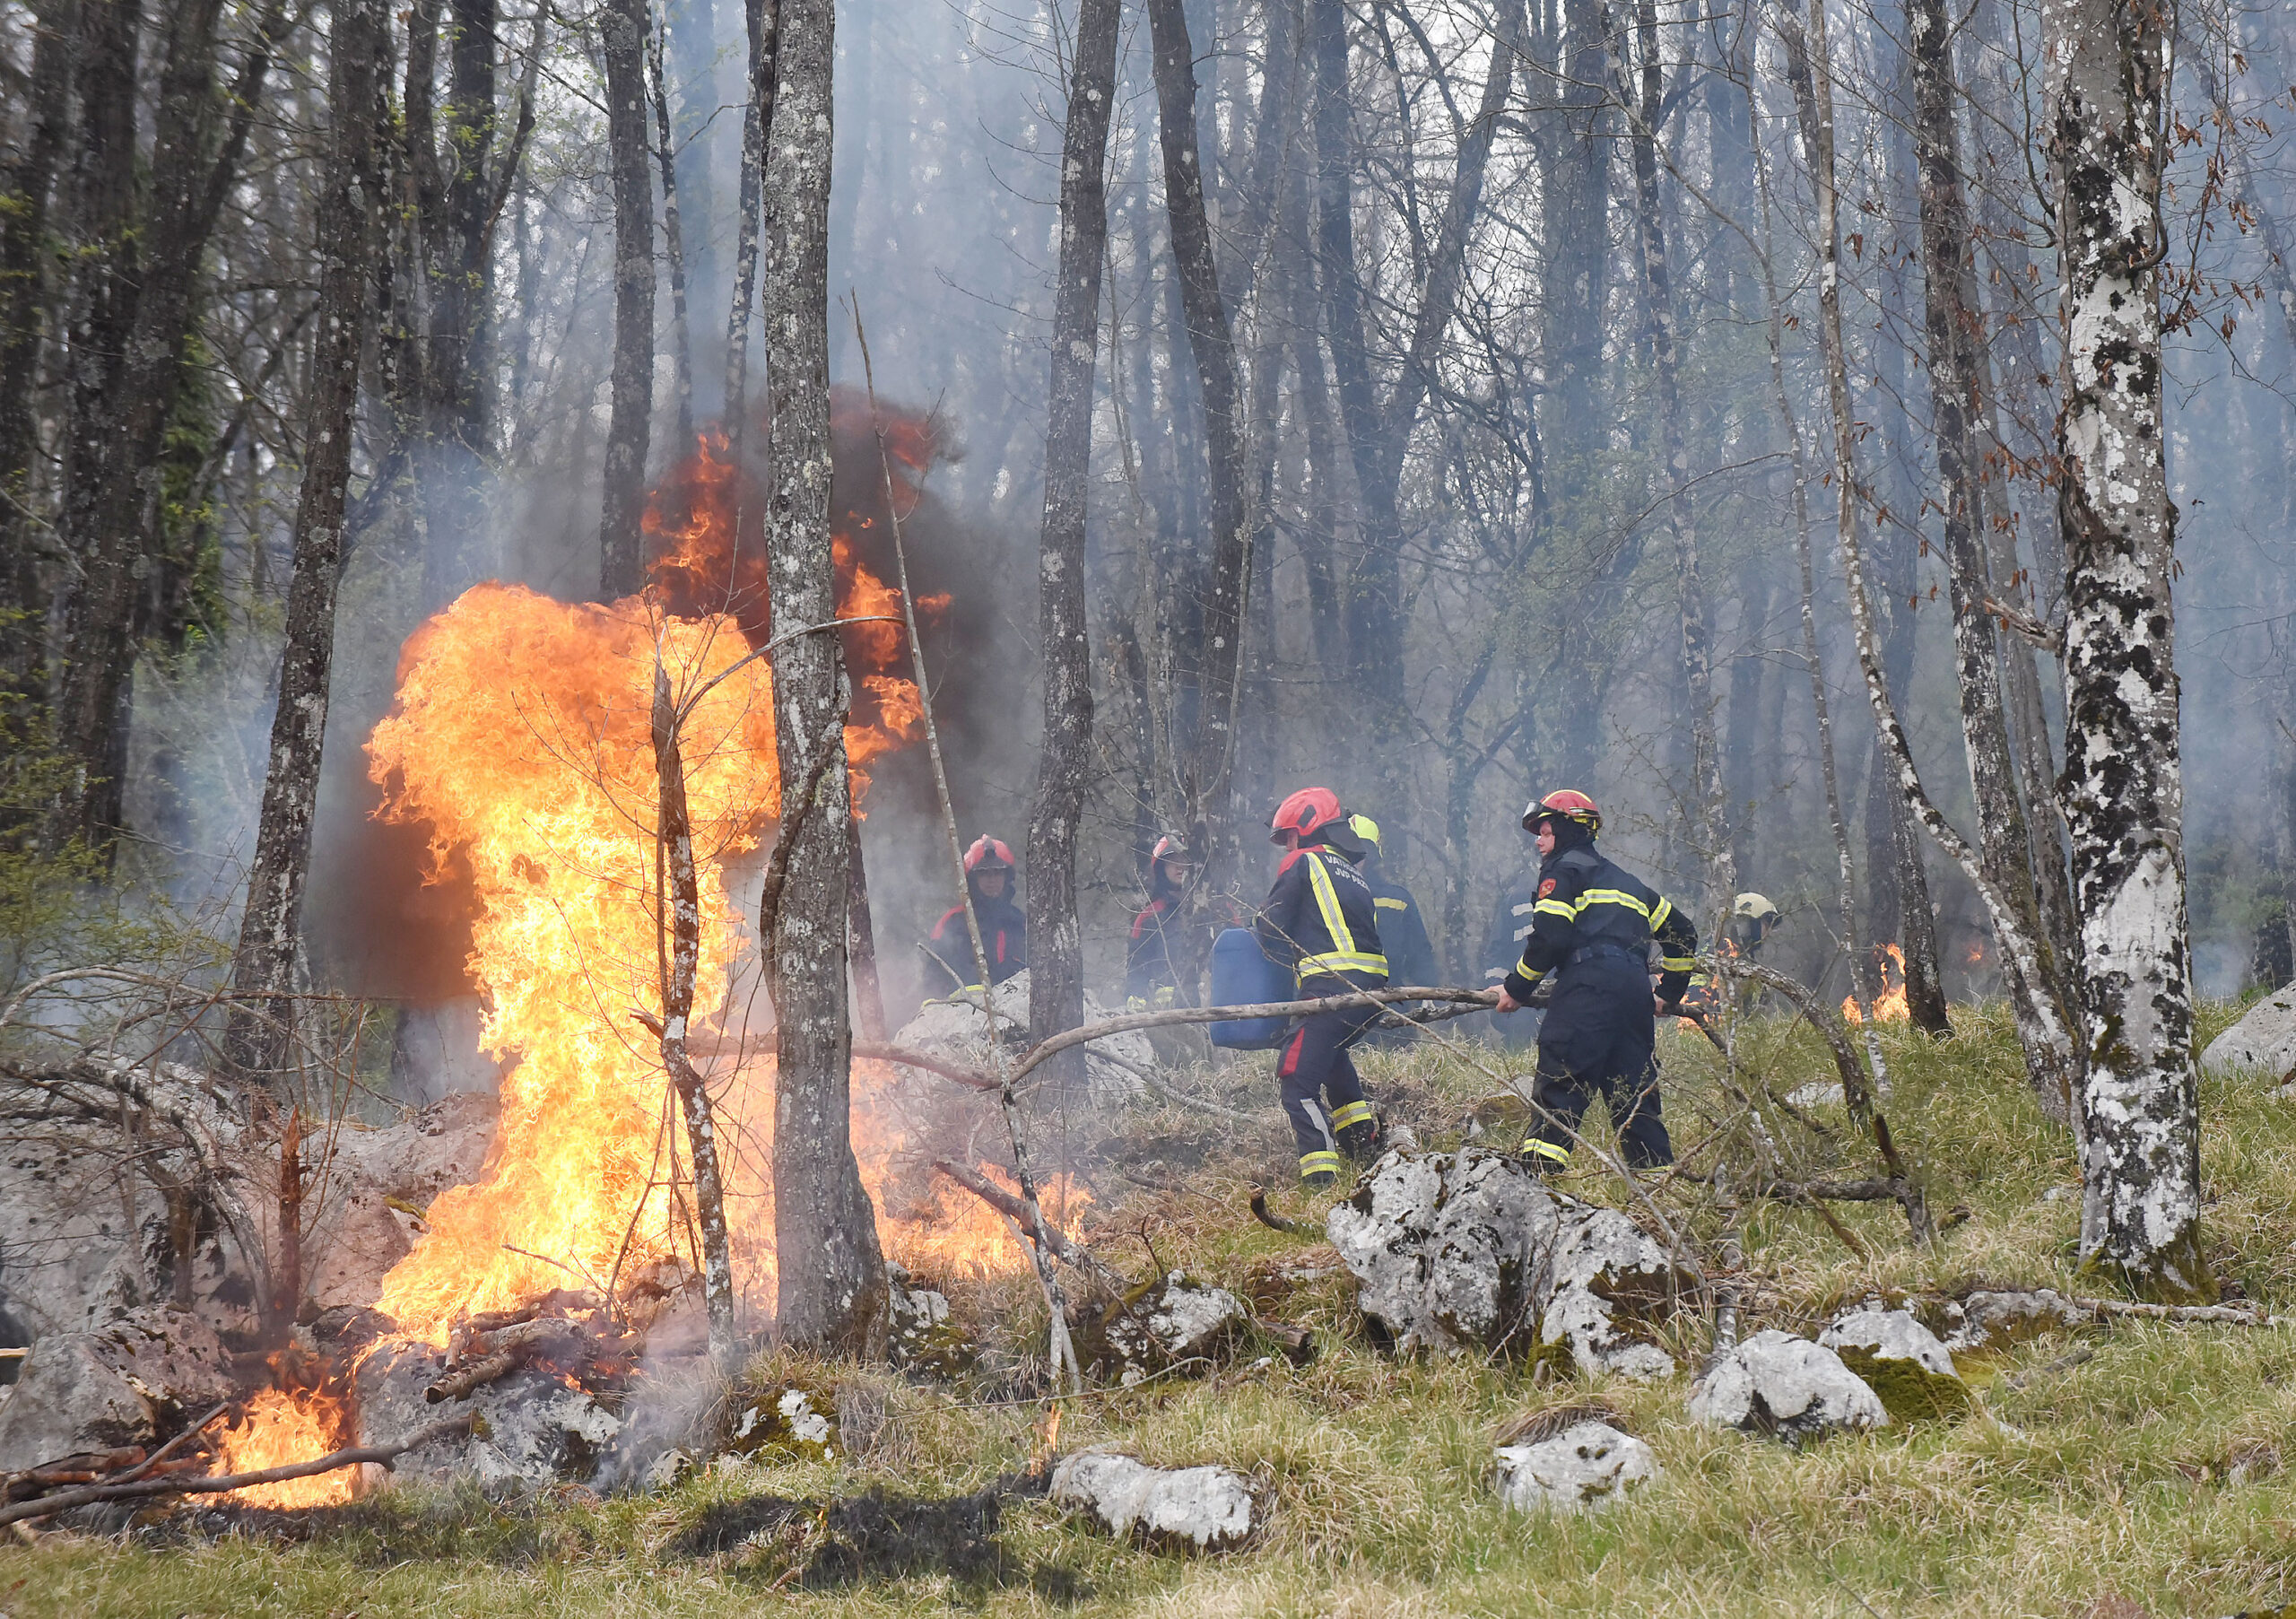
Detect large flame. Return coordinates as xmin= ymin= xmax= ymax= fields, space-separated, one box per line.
xmin=367 ymin=588 xmax=782 ymax=1339
xmin=365 ymin=418 xmax=1007 ymax=1346
xmin=214 ymin=1387 xmax=354 ymax=1509
xmin=1843 ymin=944 xmax=1910 ymax=1025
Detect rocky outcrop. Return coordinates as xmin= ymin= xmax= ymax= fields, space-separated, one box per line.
xmin=1688 ymin=1330 xmax=1887 ymax=1444
xmin=1080 ymin=1271 xmax=1247 ymax=1387
xmin=1325 ymin=1147 xmax=1682 ymax=1375
xmin=1494 ymin=1421 xmax=1660 ymax=1514
xmin=1819 ymin=1308 xmax=1968 ymax=1421
xmin=1942 ymin=1289 xmax=2091 ymax=1353
xmin=297 ymin=1092 xmax=498 ymax=1314
xmin=0 ymin=1304 xmax=238 ymax=1471
xmin=719 ymin=1385 xmax=839 ymax=1463
xmin=890 ymin=971 xmax=1150 ymax=1097
xmin=2201 ymin=988 xmax=2296 ymax=1079
xmin=1049 ymin=1450 xmax=1257 ymax=1552
xmin=886 ymin=1264 xmax=973 ymax=1380
xmin=356 ymin=1339 xmax=622 ymax=1488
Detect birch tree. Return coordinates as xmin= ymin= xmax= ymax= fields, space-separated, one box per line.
xmin=2047 ymin=0 xmax=2208 ymax=1298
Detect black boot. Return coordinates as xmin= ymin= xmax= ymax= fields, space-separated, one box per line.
xmin=1337 ymin=1117 xmax=1382 ymax=1162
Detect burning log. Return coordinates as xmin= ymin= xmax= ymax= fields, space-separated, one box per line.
xmin=427 ymin=1310 xmax=633 ymax=1403
xmin=0 ymin=1411 xmax=479 ymax=1526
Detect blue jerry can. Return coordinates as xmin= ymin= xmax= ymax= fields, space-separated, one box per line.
xmin=1208 ymin=927 xmax=1293 ymax=1049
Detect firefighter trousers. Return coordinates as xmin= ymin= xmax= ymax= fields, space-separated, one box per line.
xmin=1520 ymin=962 xmax=1672 ymax=1170
xmin=1277 ymin=996 xmax=1381 ymax=1180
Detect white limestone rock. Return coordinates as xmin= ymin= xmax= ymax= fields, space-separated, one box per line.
xmin=2201 ymin=988 xmax=2296 ymax=1079
xmin=1089 ymin=1271 xmax=1247 ymax=1386
xmin=1049 ymin=1450 xmax=1257 ymax=1553
xmin=1326 ymin=1147 xmax=1680 ymax=1374
xmin=355 ymin=1340 xmax=622 ymax=1487
xmin=891 ymin=971 xmax=1150 ymax=1097
xmin=1494 ymin=1421 xmax=1660 ymax=1514
xmin=0 ymin=1303 xmax=238 ymax=1471
xmin=1688 ymin=1329 xmax=1887 ymax=1443
xmin=1818 ymin=1308 xmax=1968 ymax=1421
xmin=1944 ymin=1288 xmax=2090 ymax=1353
xmin=1536 ymin=1204 xmax=1682 ymax=1379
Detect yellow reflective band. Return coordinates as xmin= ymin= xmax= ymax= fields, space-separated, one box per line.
xmin=1514 ymin=962 xmax=1546 ymax=982
xmin=1661 ymin=956 xmax=1697 ymax=971
xmin=1649 ymin=896 xmax=1674 ymax=930
xmin=1330 ymin=1100 xmax=1375 ymax=1131
xmin=1374 ymin=896 xmax=1409 ymax=910
xmin=1534 ymin=899 xmax=1578 ymax=921
xmin=1573 ymin=887 xmax=1654 ymax=919
xmin=1299 ymin=1150 xmax=1344 ymax=1179
xmin=1519 ymin=1138 xmax=1571 ymax=1164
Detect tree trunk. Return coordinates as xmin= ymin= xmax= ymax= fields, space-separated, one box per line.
xmin=847 ymin=811 xmax=886 ymax=1041
xmin=651 ymin=662 xmax=739 ymax=1365
xmin=1024 ymin=0 xmax=1118 ymax=1084
xmin=1147 ymin=0 xmax=1251 ymax=866
xmin=598 ymin=0 xmax=656 ymax=599
xmin=1542 ymin=0 xmax=1613 ymax=786
xmin=724 ymin=0 xmax=778 ymax=444
xmin=1619 ymin=0 xmax=1726 ymax=910
xmin=648 ymin=12 xmax=694 ymax=448
xmin=1909 ymin=0 xmax=2078 ymax=1097
xmin=224 ymin=0 xmax=386 ymax=1082
xmin=2047 ymin=0 xmax=2206 ymax=1299
xmin=51 ymin=0 xmax=289 ymax=851
xmin=0 ymin=0 xmax=73 ymax=696
xmin=761 ymin=0 xmax=887 ymax=1353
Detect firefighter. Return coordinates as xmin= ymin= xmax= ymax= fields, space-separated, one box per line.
xmin=1126 ymin=834 xmax=1200 ymax=1012
xmin=925 ymin=836 xmax=1028 ymax=992
xmin=1348 ymin=814 xmax=1437 ymax=1046
xmin=1683 ymin=892 xmax=1781 ymax=1015
xmin=1257 ymin=788 xmax=1387 ymax=1188
xmin=1492 ymin=790 xmax=1698 ymax=1171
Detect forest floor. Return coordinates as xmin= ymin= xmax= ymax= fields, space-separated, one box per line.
xmin=9 ymin=999 xmax=2296 ymax=1617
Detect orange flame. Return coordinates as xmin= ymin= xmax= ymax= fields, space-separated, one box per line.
xmin=362 ymin=417 xmax=1017 ymax=1349
xmin=1843 ymin=944 xmax=1910 ymax=1024
xmin=213 ymin=1387 xmax=354 ymax=1508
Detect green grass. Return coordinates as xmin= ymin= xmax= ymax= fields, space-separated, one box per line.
xmin=12 ymin=1001 xmax=2296 ymax=1617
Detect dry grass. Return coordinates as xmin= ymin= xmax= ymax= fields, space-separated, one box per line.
xmin=11 ymin=998 xmax=2296 ymax=1616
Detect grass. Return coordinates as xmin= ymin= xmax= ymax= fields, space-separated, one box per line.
xmin=11 ymin=999 xmax=2296 ymax=1617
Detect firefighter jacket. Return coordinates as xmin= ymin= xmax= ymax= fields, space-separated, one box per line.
xmin=1365 ymin=868 xmax=1438 ymax=988
xmin=1255 ymin=842 xmax=1388 ymax=989
xmin=1483 ymin=867 xmax=1543 ymax=990
xmin=1500 ymin=840 xmax=1696 ymax=1005
xmin=926 ymin=889 xmax=1027 ymax=990
xmin=1126 ymin=873 xmax=1190 ymax=1010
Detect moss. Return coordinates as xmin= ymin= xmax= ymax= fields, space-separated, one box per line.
xmin=1831 ymin=1345 xmax=1970 ymax=1423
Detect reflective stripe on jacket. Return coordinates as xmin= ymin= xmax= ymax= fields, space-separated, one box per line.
xmin=1502 ymin=845 xmax=1697 ymax=1004
xmin=1256 ymin=843 xmax=1389 ymax=986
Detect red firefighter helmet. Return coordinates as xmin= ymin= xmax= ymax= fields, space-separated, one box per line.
xmin=1521 ymin=788 xmax=1602 ymax=836
xmin=1150 ymin=833 xmax=1193 ymax=866
xmin=963 ymin=836 xmax=1016 ymax=873
xmin=1270 ymin=788 xmax=1345 ymax=845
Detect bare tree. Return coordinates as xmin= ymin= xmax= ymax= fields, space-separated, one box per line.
xmin=599 ymin=0 xmax=656 ymax=599
xmin=2047 ymin=0 xmax=2206 ymax=1298
xmin=760 ymin=0 xmax=886 ymax=1353
xmin=225 ymin=0 xmax=388 ymax=1082
xmin=1025 ymin=0 xmax=1120 ymax=1075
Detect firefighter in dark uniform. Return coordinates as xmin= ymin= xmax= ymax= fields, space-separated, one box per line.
xmin=925 ymin=836 xmax=1028 ymax=993
xmin=1257 ymin=788 xmax=1386 ymax=1188
xmin=1126 ymin=834 xmax=1199 ymax=1012
xmin=1349 ymin=814 xmax=1437 ymax=1046
xmin=1492 ymin=790 xmax=1698 ymax=1171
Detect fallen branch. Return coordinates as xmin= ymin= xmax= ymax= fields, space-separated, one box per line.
xmin=2070 ymin=1294 xmax=2290 ymax=1328
xmin=1248 ymin=1186 xmax=1317 ymax=1237
xmin=930 ymin=1159 xmax=1126 ymax=1290
xmin=0 ymin=1412 xmax=478 ymax=1525
xmin=852 ymin=1041 xmax=1000 ymax=1092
